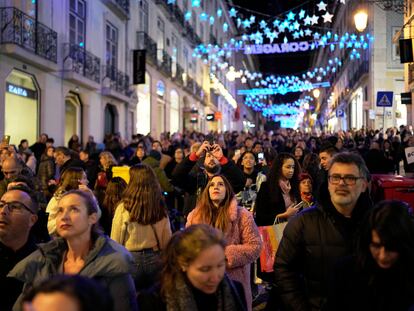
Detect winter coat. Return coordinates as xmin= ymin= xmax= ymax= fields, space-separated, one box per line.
xmin=274 ymin=192 xmax=372 ymax=311
xmin=37 ymin=154 xmax=55 ymax=192
xmin=142 ymin=156 xmax=174 ymax=193
xmin=186 ymin=198 xmax=262 ymax=311
xmin=255 ymin=180 xmax=301 ymax=226
xmin=9 ymin=235 xmax=137 ymax=311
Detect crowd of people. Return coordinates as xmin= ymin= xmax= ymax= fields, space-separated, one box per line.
xmin=0 ymin=125 xmax=414 ymax=311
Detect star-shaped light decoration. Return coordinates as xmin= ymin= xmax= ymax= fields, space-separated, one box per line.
xmin=273 ymin=19 xmax=280 ymax=27
xmin=313 ymin=32 xmax=321 ymax=40
xmin=200 ymin=12 xmax=208 ymax=21
xmin=191 ymin=0 xmax=200 ymax=8
xmin=229 ymin=8 xmax=237 ymax=18
xmin=304 ymin=15 xmax=312 ymax=26
xmin=293 ymin=32 xmax=300 ymax=39
xmin=210 ymin=16 xmax=215 ymax=25
xmin=322 ymin=11 xmax=334 ymax=23
xmin=250 ymin=15 xmax=256 ymax=23
xmin=259 ymin=20 xmax=267 ymax=29
xmin=242 ymin=19 xmax=251 ymax=28
xmin=293 ymin=21 xmax=300 ymax=30
xmin=167 ymin=0 xmax=176 ymax=4
xmin=217 ymin=9 xmax=223 ymax=17
xmin=287 ymin=11 xmax=295 ymax=21
xmin=223 ymin=23 xmax=229 ymax=32
xmin=311 ymin=15 xmax=319 ymax=25
xmin=317 ymin=1 xmax=327 ymax=11
xmin=304 ymin=28 xmax=313 ymax=36
xmin=298 ymin=10 xmax=306 ymax=19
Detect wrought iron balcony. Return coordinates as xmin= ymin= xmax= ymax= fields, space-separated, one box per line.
xmin=185 ymin=76 xmax=195 ymax=94
xmin=103 ymin=64 xmax=130 ymax=95
xmin=102 ymin=0 xmax=129 ymax=19
xmin=209 ymin=34 xmax=218 ymax=45
xmin=194 ymin=82 xmax=203 ymax=100
xmin=184 ymin=22 xmax=202 ymax=46
xmin=137 ymin=31 xmax=157 ymax=65
xmin=171 ymin=4 xmax=184 ymax=27
xmin=174 ymin=64 xmax=184 ymax=86
xmin=63 ymin=43 xmax=101 ymax=84
xmin=0 ymin=7 xmax=57 ymax=62
xmin=157 ymin=49 xmax=172 ymax=77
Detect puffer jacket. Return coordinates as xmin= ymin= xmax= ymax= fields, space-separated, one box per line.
xmin=9 ymin=234 xmax=137 ymax=311
xmin=274 ymin=192 xmax=372 ymax=311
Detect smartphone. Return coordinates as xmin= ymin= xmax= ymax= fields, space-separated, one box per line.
xmin=258 ymin=152 xmax=264 ymax=161
xmin=293 ymin=201 xmax=305 ymax=210
xmin=2 ymin=135 xmax=10 ymax=145
xmin=205 ymin=134 xmax=215 ymax=146
xmin=235 ymin=149 xmax=241 ymax=156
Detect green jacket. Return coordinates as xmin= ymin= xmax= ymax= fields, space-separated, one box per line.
xmin=143 ymin=157 xmax=174 ymax=192
xmin=9 ymin=235 xmax=137 ymax=311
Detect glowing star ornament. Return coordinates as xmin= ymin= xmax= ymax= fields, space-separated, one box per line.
xmin=229 ymin=8 xmax=237 ymax=18
xmin=287 ymin=11 xmax=295 ymax=21
xmin=311 ymin=15 xmax=319 ymax=25
xmin=259 ymin=20 xmax=267 ymax=29
xmin=304 ymin=15 xmax=312 ymax=26
xmin=317 ymin=1 xmax=327 ymax=11
xmin=298 ymin=10 xmax=306 ymax=19
xmin=167 ymin=0 xmax=175 ymax=4
xmin=191 ymin=0 xmax=200 ymax=7
xmin=322 ymin=11 xmax=334 ymax=23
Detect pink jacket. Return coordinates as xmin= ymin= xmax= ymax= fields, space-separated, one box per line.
xmin=186 ymin=198 xmax=262 ymax=311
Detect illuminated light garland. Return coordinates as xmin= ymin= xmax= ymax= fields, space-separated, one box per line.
xmin=210 ymin=73 xmax=237 ymax=109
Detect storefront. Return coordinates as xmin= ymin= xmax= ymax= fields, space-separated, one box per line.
xmin=136 ymin=72 xmax=151 ymax=135
xmin=4 ymin=70 xmax=39 ymax=145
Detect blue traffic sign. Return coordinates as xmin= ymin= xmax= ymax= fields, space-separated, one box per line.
xmin=376 ymin=91 xmax=393 ymax=107
xmin=336 ymin=109 xmax=344 ymax=117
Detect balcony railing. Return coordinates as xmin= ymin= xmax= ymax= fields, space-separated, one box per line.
xmin=209 ymin=34 xmax=218 ymax=45
xmin=174 ymin=64 xmax=184 ymax=86
xmin=184 ymin=22 xmax=202 ymax=46
xmin=157 ymin=49 xmax=172 ymax=77
xmin=171 ymin=3 xmax=184 ymax=26
xmin=103 ymin=0 xmax=129 ymax=19
xmin=63 ymin=43 xmax=101 ymax=84
xmin=185 ymin=76 xmax=195 ymax=94
xmin=137 ymin=31 xmax=157 ymax=65
xmin=0 ymin=7 xmax=57 ymax=62
xmin=103 ymin=64 xmax=130 ymax=95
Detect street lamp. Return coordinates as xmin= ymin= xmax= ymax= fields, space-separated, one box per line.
xmin=354 ymin=9 xmax=368 ymax=32
xmin=313 ymin=88 xmax=320 ymax=99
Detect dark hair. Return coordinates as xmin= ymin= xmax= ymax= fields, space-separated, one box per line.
xmin=356 ymin=200 xmax=414 ymax=273
xmin=237 ymin=150 xmax=257 ymax=167
xmin=328 ymin=152 xmax=369 ymax=180
xmin=54 ymin=146 xmax=71 ymax=157
xmin=161 ymin=224 xmax=226 ymax=299
xmin=23 ymin=275 xmax=114 ymax=311
xmin=267 ymin=152 xmax=301 ymax=202
xmin=102 ymin=177 xmax=127 ymax=219
xmin=6 ymin=184 xmax=39 ymax=213
xmin=319 ymin=143 xmax=338 ymax=156
xmin=9 ymin=174 xmax=35 ymax=191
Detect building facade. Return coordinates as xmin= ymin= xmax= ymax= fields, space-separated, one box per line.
xmin=0 ymin=0 xmax=256 ymax=147
xmin=308 ymin=0 xmax=406 ymax=132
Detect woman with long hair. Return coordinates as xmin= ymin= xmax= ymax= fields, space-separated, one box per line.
xmin=101 ymin=177 xmax=127 ymax=234
xmin=186 ymin=175 xmax=261 ymax=311
xmin=10 ymin=190 xmax=137 ymax=311
xmin=138 ymin=224 xmax=247 ymax=311
xmin=46 ymin=167 xmax=90 ymax=235
xmin=255 ymin=152 xmax=301 ymax=227
xmin=111 ymin=164 xmax=172 ymax=291
xmin=328 ymin=200 xmax=414 ymax=310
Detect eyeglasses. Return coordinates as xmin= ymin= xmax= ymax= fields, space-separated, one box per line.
xmin=0 ymin=201 xmax=34 ymax=214
xmin=328 ymin=175 xmax=363 ymax=186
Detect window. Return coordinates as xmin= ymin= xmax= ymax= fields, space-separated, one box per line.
xmin=69 ymin=0 xmax=86 ymax=46
xmin=138 ymin=0 xmax=149 ymax=33
xmin=392 ymin=27 xmax=401 ymax=61
xmin=172 ymin=34 xmax=179 ymax=77
xmin=106 ymin=22 xmax=118 ymax=68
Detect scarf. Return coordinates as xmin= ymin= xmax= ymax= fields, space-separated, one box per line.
xmin=165 ymin=275 xmax=243 ymax=311
xmin=301 ymin=192 xmax=313 ymax=205
xmin=279 ymin=179 xmax=294 ymax=208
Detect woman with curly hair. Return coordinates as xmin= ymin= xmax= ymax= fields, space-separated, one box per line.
xmin=111 ymin=164 xmax=172 ymax=291
xmin=137 ymin=224 xmax=247 ymax=311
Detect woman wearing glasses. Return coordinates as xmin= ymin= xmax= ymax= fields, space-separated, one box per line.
xmin=328 ymin=200 xmax=414 ymax=310
xmin=9 ymin=190 xmax=137 ymax=311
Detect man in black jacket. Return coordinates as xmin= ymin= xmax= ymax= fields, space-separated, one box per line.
xmin=274 ymin=152 xmax=372 ymax=311
xmin=172 ymin=141 xmax=245 ymax=216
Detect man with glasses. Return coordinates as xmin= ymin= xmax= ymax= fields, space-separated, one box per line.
xmin=0 ymin=185 xmax=39 ymax=310
xmin=273 ymin=152 xmax=372 ymax=311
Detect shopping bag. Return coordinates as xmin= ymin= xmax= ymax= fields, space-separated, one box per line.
xmin=258 ymin=218 xmax=287 ymax=273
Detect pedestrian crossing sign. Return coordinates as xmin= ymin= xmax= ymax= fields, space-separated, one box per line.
xmin=376 ymin=91 xmax=393 ymax=107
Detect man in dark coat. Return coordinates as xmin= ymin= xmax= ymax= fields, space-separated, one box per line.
xmin=172 ymin=141 xmax=245 ymax=216
xmin=274 ymin=152 xmax=372 ymax=311
xmin=0 ymin=185 xmax=40 ymax=310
